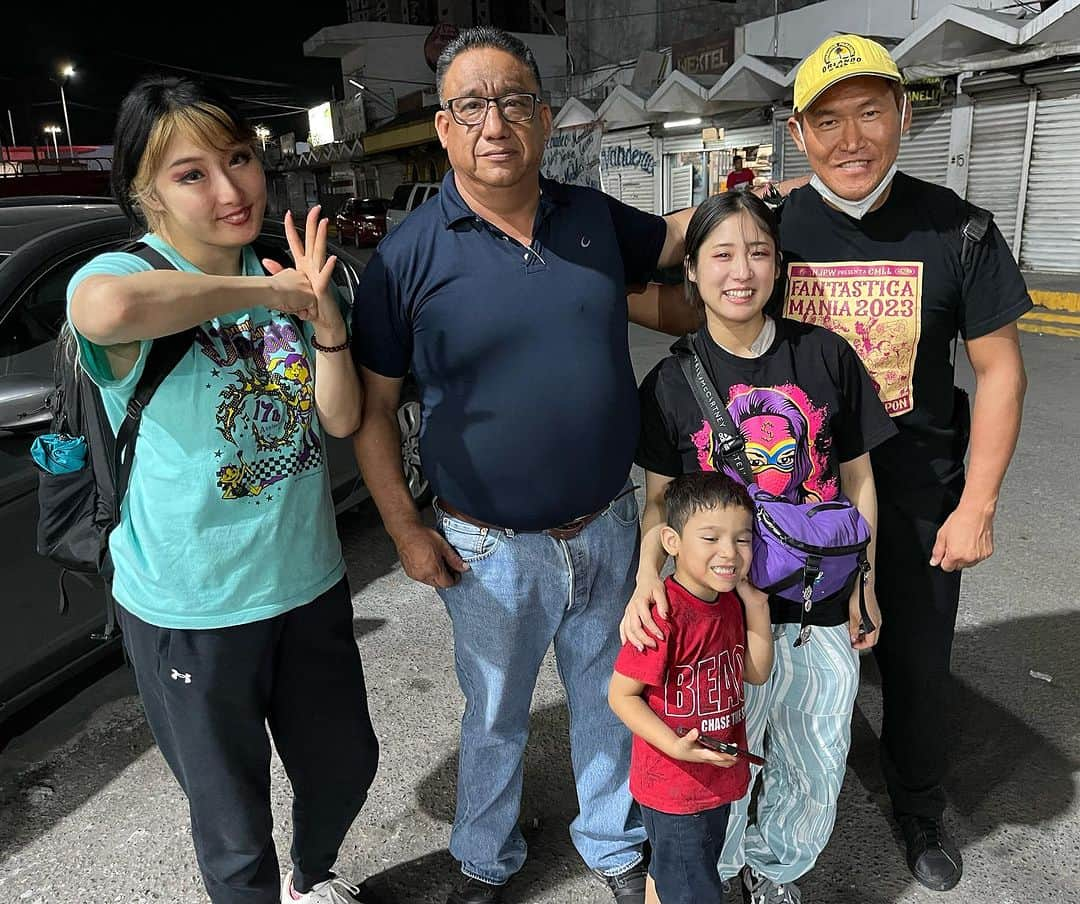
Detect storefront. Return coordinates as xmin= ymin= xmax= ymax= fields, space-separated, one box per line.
xmin=965 ymin=84 xmax=1033 ymax=252
xmin=962 ymin=64 xmax=1080 ymax=273
xmin=1018 ymin=74 xmax=1080 ymax=272
xmin=662 ymin=121 xmax=773 ymax=212
xmin=599 ymin=126 xmax=661 ymax=214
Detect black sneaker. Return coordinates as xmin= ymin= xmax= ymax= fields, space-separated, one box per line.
xmin=599 ymin=861 xmax=648 ymax=903
xmin=445 ymin=877 xmax=504 ymax=904
xmin=897 ymin=813 xmax=963 ymax=891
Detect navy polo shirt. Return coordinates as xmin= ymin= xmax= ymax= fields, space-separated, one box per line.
xmin=352 ymin=170 xmax=667 ymax=529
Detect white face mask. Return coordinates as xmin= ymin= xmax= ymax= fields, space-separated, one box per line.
xmin=796 ymin=96 xmax=906 ymax=221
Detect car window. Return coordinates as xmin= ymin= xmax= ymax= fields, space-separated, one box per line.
xmin=390 ymin=185 xmax=413 ymax=208
xmin=356 ymin=200 xmax=385 ymax=215
xmin=0 ymin=252 xmax=92 ymax=380
xmin=425 ymin=185 xmax=440 ymax=202
xmin=339 ymin=198 xmax=355 ymax=216
xmin=408 ymin=187 xmax=426 ymax=211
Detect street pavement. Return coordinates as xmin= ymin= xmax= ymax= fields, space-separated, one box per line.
xmin=0 ymin=325 xmax=1077 ymax=904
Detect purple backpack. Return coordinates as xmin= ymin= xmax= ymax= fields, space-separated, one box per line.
xmin=676 ymin=341 xmax=874 ymax=647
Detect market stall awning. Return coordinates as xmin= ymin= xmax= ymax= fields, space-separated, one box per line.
xmin=595 ymin=85 xmax=656 ymax=128
xmin=892 ymin=5 xmax=1023 ymax=69
xmin=706 ymin=55 xmax=798 ymax=107
xmin=645 ymin=70 xmax=710 ymax=114
xmin=1019 ymin=0 xmax=1080 ymax=45
xmin=552 ymin=97 xmax=598 ymax=129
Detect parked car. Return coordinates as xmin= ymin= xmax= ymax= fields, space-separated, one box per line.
xmin=0 ymin=197 xmax=428 ymax=726
xmin=334 ymin=196 xmax=389 ymax=247
xmin=385 ymin=182 xmax=441 ymax=233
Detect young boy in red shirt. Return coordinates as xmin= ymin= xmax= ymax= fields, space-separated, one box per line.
xmin=609 ymin=472 xmax=774 ymax=904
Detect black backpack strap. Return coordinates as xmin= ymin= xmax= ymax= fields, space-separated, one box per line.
xmin=675 ymin=338 xmax=756 ymax=484
xmin=961 ymin=203 xmax=993 ymax=269
xmin=110 ymin=243 xmax=196 ymax=513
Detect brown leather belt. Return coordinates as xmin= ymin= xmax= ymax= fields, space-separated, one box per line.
xmin=436 ymin=486 xmax=637 ymax=542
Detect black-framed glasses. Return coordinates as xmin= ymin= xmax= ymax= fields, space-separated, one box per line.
xmin=443 ymin=93 xmax=539 ymax=126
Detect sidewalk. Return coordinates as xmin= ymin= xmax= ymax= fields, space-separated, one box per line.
xmin=1021 ymin=271 xmax=1080 ymax=338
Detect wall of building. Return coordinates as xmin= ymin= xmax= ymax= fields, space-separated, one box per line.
xmin=327 ymin=22 xmax=567 ymax=126
xmin=566 ymin=0 xmax=823 ymax=74
xmin=740 ymin=0 xmax=1023 ymax=57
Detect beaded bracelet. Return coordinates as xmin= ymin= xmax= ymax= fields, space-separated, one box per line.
xmin=311 ymin=334 xmax=351 ymax=353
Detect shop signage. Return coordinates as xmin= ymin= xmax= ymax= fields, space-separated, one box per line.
xmin=905 ymin=79 xmax=943 ymax=110
xmin=600 ymin=143 xmax=656 ymax=175
xmin=672 ymin=33 xmax=735 ymax=77
xmin=425 ymin=23 xmax=459 ymax=71
xmin=544 ymin=123 xmax=602 ymax=189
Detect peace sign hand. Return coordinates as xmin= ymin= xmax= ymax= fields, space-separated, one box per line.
xmin=263 ymin=207 xmax=347 ymax=344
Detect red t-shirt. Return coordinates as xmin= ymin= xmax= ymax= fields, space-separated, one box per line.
xmin=726 ymin=167 xmax=755 ymax=189
xmin=614 ymin=576 xmax=750 ymax=815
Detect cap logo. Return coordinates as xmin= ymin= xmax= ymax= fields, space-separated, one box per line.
xmin=822 ymin=41 xmax=861 ymax=73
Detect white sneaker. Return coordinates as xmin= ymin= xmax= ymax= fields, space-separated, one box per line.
xmin=281 ymin=868 xmax=371 ymax=903
xmin=742 ymin=867 xmax=802 ymax=904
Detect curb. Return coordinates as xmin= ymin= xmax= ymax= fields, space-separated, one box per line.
xmin=1029 ymin=289 xmax=1080 ymax=313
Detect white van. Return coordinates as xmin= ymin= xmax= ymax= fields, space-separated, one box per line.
xmin=385 ymin=182 xmax=441 ymax=233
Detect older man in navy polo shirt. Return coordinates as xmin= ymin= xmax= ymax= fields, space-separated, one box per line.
xmin=352 ymin=26 xmax=695 ymax=904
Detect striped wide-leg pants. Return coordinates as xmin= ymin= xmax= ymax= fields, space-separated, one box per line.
xmin=719 ymin=623 xmax=860 ymax=884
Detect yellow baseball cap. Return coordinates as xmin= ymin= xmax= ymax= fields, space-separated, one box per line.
xmin=793 ymin=34 xmax=902 ymax=112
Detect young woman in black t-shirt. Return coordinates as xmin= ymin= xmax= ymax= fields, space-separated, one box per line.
xmin=620 ymin=192 xmax=896 ymax=904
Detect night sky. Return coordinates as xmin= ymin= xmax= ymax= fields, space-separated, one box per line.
xmin=1 ymin=0 xmax=348 ymax=148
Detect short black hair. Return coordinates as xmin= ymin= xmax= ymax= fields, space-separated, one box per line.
xmin=436 ymin=26 xmax=542 ymax=102
xmin=733 ymin=155 xmax=744 ymax=165
xmin=684 ymin=190 xmax=780 ymax=316
xmin=111 ymin=75 xmax=252 ymax=226
xmin=664 ymin=472 xmax=753 ymax=534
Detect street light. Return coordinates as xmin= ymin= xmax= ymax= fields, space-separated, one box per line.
xmin=348 ymin=78 xmax=398 ymax=115
xmin=57 ymin=63 xmax=76 ymax=161
xmin=44 ymin=125 xmax=61 ymax=160
xmin=254 ymin=125 xmax=270 ymax=150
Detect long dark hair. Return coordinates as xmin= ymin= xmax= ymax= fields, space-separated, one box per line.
xmin=683 ymin=191 xmax=781 ymax=315
xmin=111 ymin=76 xmax=255 ymax=227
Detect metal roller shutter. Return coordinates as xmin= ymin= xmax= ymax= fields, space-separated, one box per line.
xmin=777 ymin=109 xmax=813 ymax=181
xmin=1020 ymin=81 xmax=1080 ymax=272
xmin=600 ymin=127 xmax=659 ymax=214
xmin=896 ymin=96 xmax=954 ymax=185
xmin=965 ymin=89 xmax=1031 ymax=252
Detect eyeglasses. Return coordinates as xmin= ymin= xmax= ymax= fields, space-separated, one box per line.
xmin=443 ymin=93 xmax=539 ymax=126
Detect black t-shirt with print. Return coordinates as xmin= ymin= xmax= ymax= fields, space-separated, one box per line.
xmin=637 ymin=320 xmax=897 ymax=626
xmin=775 ymin=172 xmax=1032 ymax=493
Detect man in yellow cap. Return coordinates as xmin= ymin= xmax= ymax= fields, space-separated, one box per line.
xmin=720 ymin=34 xmax=1031 ymax=901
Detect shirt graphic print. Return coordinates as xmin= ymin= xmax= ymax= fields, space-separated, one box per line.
xmin=784 ymin=260 xmax=924 ymax=416
xmin=197 ymin=317 xmax=321 ymax=503
xmin=693 ymin=382 xmax=837 ymax=504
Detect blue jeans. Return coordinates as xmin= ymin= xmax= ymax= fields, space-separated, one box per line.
xmin=434 ymin=484 xmax=645 ymax=885
xmin=641 ymin=804 xmax=731 ymax=904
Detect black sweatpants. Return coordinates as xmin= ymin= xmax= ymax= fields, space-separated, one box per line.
xmin=872 ymin=480 xmax=963 ymax=819
xmin=119 ymin=577 xmax=379 ymax=904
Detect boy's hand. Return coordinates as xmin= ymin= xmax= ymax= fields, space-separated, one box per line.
xmin=668 ymin=728 xmax=738 ymax=767
xmin=736 ymin=578 xmax=769 ymax=610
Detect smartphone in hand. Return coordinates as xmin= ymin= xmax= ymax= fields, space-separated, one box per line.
xmin=676 ymin=726 xmax=766 ymax=766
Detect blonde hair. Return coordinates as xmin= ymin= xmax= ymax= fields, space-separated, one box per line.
xmin=130 ymin=102 xmax=256 ymax=229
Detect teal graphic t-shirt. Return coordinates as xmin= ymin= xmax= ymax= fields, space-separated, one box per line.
xmin=66 ymin=233 xmax=346 ymax=629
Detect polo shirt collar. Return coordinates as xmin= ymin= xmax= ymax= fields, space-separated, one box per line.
xmin=439 ymin=169 xmax=569 ymax=229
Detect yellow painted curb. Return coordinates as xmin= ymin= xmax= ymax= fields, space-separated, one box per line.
xmin=1019 ymin=315 xmax=1080 ymax=338
xmin=1029 ymin=289 xmax=1080 ymax=313
xmin=1023 ymin=310 xmax=1080 ymax=324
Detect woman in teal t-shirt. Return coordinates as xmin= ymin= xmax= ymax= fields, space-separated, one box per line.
xmin=67 ymin=76 xmax=379 ymax=904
